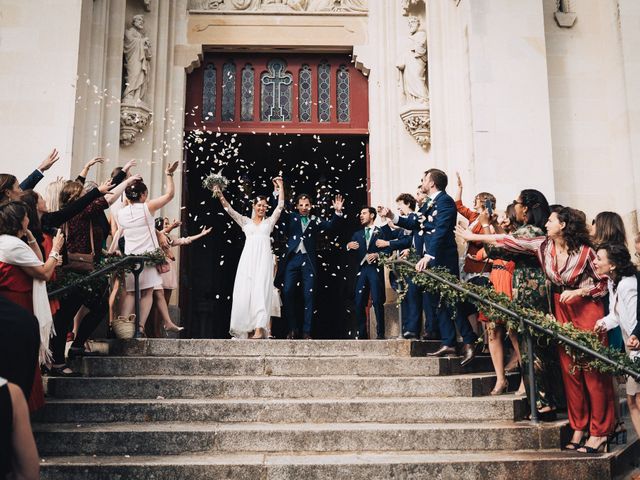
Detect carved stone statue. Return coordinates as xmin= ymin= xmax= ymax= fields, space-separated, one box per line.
xmin=396 ymin=16 xmax=428 ymax=105
xmin=123 ymin=15 xmax=152 ymax=104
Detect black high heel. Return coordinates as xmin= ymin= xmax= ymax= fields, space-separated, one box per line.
xmin=577 ymin=437 xmax=610 ymax=454
xmin=610 ymin=421 xmax=627 ymax=445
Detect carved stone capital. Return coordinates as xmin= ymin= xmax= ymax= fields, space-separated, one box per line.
xmin=120 ymin=102 xmax=152 ymax=146
xmin=554 ymin=11 xmax=577 ymax=28
xmin=399 ymin=103 xmax=430 ymax=150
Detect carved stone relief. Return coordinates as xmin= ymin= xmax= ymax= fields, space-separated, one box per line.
xmin=120 ymin=15 xmax=153 ymax=146
xmin=188 ymin=0 xmax=367 ymax=13
xmin=397 ymin=4 xmax=430 ymax=150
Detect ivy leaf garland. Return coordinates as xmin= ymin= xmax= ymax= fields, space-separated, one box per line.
xmin=48 ymin=249 xmax=167 ymax=299
xmin=381 ymin=255 xmax=640 ymax=378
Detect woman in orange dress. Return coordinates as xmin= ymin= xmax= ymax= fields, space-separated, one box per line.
xmin=0 ymin=201 xmax=64 ymax=412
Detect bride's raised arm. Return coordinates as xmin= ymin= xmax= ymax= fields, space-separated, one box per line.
xmin=268 ymin=176 xmax=285 ymax=230
xmin=214 ymin=185 xmax=249 ymax=227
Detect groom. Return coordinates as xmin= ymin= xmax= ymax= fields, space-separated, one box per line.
xmin=380 ymin=169 xmax=476 ymax=366
xmin=280 ymin=192 xmax=344 ymax=339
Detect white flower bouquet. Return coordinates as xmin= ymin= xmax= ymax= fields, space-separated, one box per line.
xmin=202 ymin=170 xmax=229 ymax=198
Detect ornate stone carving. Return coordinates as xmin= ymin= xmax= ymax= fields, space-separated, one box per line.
xmin=121 ymin=15 xmax=152 ymax=146
xmin=188 ymin=0 xmax=367 ymax=13
xmin=401 ymin=0 xmax=423 ymax=16
xmin=397 ymin=14 xmax=430 ymax=149
xmin=555 ymin=0 xmax=577 ymax=28
xmin=123 ymin=15 xmax=152 ymax=104
xmin=120 ymin=103 xmax=152 ymax=146
xmin=400 ymin=105 xmax=430 ymax=150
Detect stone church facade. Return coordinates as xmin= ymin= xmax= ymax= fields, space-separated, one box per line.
xmin=2 ymin=0 xmax=639 ymax=239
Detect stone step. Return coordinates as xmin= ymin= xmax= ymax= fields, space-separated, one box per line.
xmin=33 ymin=421 xmax=563 ymax=456
xmin=109 ymin=339 xmax=436 ymax=357
xmin=71 ymin=355 xmax=494 ymax=377
xmin=39 ymin=442 xmax=639 ymax=480
xmin=34 ymin=396 xmax=527 ymax=424
xmin=44 ymin=372 xmax=520 ymax=399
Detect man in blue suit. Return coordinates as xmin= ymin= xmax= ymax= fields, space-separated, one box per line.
xmin=281 ymin=193 xmax=344 ymax=339
xmin=380 ymin=169 xmax=476 ymax=366
xmin=377 ymin=191 xmax=438 ymax=340
xmin=347 ymin=206 xmax=391 ymax=339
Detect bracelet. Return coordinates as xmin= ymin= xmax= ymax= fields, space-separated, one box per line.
xmin=166 ymin=172 xmax=174 ymax=177
xmin=28 ymin=240 xmax=37 ymax=245
xmin=481 ymin=224 xmax=490 ymax=228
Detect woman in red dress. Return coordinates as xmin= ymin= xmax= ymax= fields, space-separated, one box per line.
xmin=0 ymin=201 xmax=64 ymax=412
xmin=457 ymin=206 xmax=615 ymax=453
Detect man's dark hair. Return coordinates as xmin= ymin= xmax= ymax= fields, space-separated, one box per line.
xmin=395 ymin=193 xmax=417 ymax=211
xmin=295 ymin=193 xmax=312 ymax=204
xmin=424 ymin=168 xmax=448 ymax=191
xmin=361 ymin=206 xmax=377 ymax=220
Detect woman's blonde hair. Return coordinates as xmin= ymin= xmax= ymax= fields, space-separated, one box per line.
xmin=44 ymin=178 xmax=66 ymax=212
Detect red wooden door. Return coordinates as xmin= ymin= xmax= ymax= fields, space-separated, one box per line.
xmin=185 ymin=53 xmax=369 ymax=135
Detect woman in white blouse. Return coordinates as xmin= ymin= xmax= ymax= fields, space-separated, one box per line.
xmin=594 ymin=242 xmax=640 ymax=447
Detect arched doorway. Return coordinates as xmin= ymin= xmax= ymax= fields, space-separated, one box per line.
xmin=182 ymin=53 xmax=369 ymax=338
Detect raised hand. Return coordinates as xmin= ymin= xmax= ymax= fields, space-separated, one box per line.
xmin=200 ymin=226 xmax=213 ymax=236
xmin=166 ymin=219 xmax=182 ymax=232
xmin=332 ymin=194 xmax=344 ymax=212
xmin=377 ymin=206 xmax=392 ymax=219
xmin=38 ymin=148 xmax=60 ymax=172
xmin=52 ymin=229 xmax=65 ymax=252
xmin=85 ymin=156 xmax=104 ymax=169
xmin=126 ymin=173 xmax=142 ymax=185
xmin=98 ymin=178 xmax=114 ymax=194
xmin=346 ymin=241 xmax=359 ymax=250
xmin=455 ymin=224 xmax=473 ymax=242
xmin=456 ymin=171 xmax=463 ymax=189
xmin=123 ymin=159 xmax=137 ymax=173
xmin=165 ymin=161 xmax=179 ymax=175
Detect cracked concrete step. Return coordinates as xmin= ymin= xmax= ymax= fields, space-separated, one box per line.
xmin=44 ymin=372 xmax=520 ymax=399
xmin=110 ymin=339 xmax=436 ymax=357
xmin=71 ymin=355 xmax=494 ymax=377
xmin=38 ymin=444 xmax=639 ymax=480
xmin=34 ymin=396 xmax=527 ymax=424
xmin=33 ymin=421 xmax=564 ymax=456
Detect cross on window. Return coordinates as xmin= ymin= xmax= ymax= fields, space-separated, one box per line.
xmin=261 ymin=59 xmax=293 ymax=121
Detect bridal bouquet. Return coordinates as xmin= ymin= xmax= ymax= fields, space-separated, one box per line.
xmin=202 ymin=170 xmax=229 ymax=198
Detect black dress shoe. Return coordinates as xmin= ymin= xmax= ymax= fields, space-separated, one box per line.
xmin=460 ymin=343 xmax=476 ymax=366
xmin=422 ymin=332 xmax=441 ymax=340
xmin=286 ymin=330 xmax=297 ymax=340
xmin=402 ymin=331 xmax=417 ymax=340
xmin=375 ymin=335 xmax=385 ymax=340
xmin=427 ymin=345 xmax=456 ymax=357
xmin=302 ymin=333 xmax=313 ymax=340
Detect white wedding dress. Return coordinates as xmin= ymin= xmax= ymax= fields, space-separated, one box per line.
xmin=226 ymin=200 xmax=284 ymax=338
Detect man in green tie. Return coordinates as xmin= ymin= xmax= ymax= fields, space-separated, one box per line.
xmin=346 ymin=206 xmax=391 ymax=339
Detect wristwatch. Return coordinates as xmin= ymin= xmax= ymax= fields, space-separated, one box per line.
xmin=49 ymin=251 xmax=61 ymax=261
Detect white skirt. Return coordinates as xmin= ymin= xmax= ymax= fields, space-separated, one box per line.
xmin=124 ymin=265 xmax=163 ymax=292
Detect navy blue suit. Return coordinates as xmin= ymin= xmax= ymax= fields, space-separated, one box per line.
xmin=19 ymin=169 xmax=44 ymax=191
xmin=386 ymin=216 xmax=436 ymax=337
xmin=396 ymin=191 xmax=475 ymax=347
xmin=349 ymin=225 xmax=390 ymax=339
xmin=280 ymin=211 xmax=341 ymax=335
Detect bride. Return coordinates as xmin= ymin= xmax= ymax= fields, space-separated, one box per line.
xmin=214 ymin=177 xmax=284 ymax=339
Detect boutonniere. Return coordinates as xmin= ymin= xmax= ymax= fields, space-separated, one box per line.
xmin=424 ymin=198 xmax=434 ymax=210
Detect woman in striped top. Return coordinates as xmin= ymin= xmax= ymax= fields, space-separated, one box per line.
xmin=457 ymin=206 xmax=615 ymax=453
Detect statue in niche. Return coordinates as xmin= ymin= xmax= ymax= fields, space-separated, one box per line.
xmin=401 ymin=0 xmax=423 ymax=16
xmin=396 ymin=15 xmax=428 ymax=105
xmin=123 ymin=15 xmax=152 ymax=104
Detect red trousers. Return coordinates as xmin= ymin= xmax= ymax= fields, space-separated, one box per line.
xmin=553 ymin=293 xmax=615 ymax=436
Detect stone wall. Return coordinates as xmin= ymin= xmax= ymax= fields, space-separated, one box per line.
xmin=0 ymin=0 xmax=83 ymax=186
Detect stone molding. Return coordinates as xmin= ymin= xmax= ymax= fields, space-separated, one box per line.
xmin=188 ymin=0 xmax=367 ymax=14
xmin=400 ymin=104 xmax=430 ymax=150
xmin=554 ymin=0 xmax=577 ymax=28
xmin=120 ymin=102 xmax=152 ymax=146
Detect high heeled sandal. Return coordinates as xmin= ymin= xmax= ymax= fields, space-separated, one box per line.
xmin=564 ymin=432 xmax=586 ymax=450
xmin=610 ymin=421 xmax=627 ymax=445
xmin=490 ymin=381 xmax=508 ymax=396
xmin=163 ymin=323 xmax=184 ymax=334
xmin=577 ymin=438 xmax=610 ymax=454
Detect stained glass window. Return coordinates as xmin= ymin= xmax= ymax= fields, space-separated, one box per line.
xmin=336 ymin=65 xmax=350 ymax=123
xmin=241 ymin=64 xmax=254 ymax=122
xmin=221 ymin=62 xmax=236 ymax=122
xmin=260 ymin=59 xmax=293 ymax=122
xmin=202 ymin=64 xmax=216 ymax=121
xmin=298 ymin=65 xmax=312 ymax=122
xmin=318 ymin=61 xmax=331 ymax=122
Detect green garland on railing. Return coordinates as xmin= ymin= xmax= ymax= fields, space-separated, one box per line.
xmin=48 ymin=249 xmax=167 ymax=299
xmin=382 ymin=255 xmax=640 ymax=377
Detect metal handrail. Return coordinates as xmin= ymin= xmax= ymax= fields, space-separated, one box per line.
xmin=389 ymin=259 xmax=640 ymax=422
xmin=48 ymin=255 xmax=150 ymax=334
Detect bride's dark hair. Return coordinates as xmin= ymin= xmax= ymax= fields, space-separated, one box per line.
xmin=253 ymin=195 xmax=268 ymax=206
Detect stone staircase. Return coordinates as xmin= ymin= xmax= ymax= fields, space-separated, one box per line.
xmin=35 ymin=339 xmax=639 ymax=479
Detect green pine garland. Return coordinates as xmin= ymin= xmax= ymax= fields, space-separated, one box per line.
xmin=382 ymin=255 xmax=640 ymax=378
xmin=48 ymin=249 xmax=167 ymax=299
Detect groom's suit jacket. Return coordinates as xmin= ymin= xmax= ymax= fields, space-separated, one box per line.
xmin=280 ymin=211 xmax=341 ymax=271
xmin=396 ymin=191 xmax=459 ymax=275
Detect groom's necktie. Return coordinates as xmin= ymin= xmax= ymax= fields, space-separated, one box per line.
xmin=365 ymin=227 xmax=371 ymax=243
xmin=301 ymin=216 xmax=309 ymax=229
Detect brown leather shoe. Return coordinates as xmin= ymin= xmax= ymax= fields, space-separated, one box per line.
xmin=427 ymin=345 xmax=456 ymax=357
xmin=460 ymin=343 xmax=476 ymax=366
xmin=302 ymin=333 xmax=313 ymax=340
